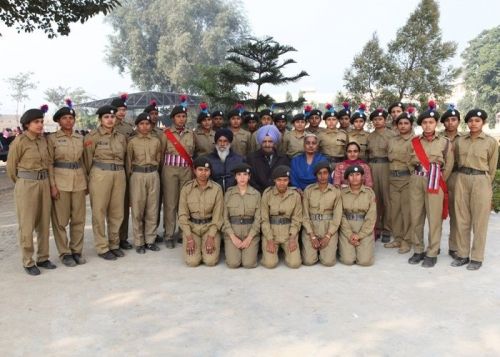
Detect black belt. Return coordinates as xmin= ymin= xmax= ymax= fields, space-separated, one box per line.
xmin=17 ymin=170 xmax=49 ymax=180
xmin=93 ymin=161 xmax=124 ymax=171
xmin=190 ymin=217 xmax=212 ymax=224
xmin=390 ymin=170 xmax=411 ymax=177
xmin=369 ymin=157 xmax=389 ymax=163
xmin=269 ymin=216 xmax=291 ymax=225
xmin=345 ymin=213 xmax=365 ymax=221
xmin=132 ymin=165 xmax=159 ymax=173
xmin=458 ymin=167 xmax=486 ymax=175
xmin=309 ymin=214 xmax=334 ymax=221
xmin=229 ymin=216 xmax=255 ymax=225
xmin=54 ymin=161 xmax=81 ymax=169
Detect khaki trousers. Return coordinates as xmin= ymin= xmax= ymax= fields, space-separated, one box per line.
xmin=182 ymin=223 xmax=221 ymax=266
xmin=369 ymin=162 xmax=391 ymax=233
xmin=130 ymin=172 xmax=160 ymax=247
xmin=162 ymin=166 xmax=192 ymax=240
xmin=389 ymin=176 xmax=412 ymax=245
xmin=300 ymin=220 xmax=338 ymax=266
xmin=51 ymin=190 xmax=86 ymax=258
xmin=446 ymin=172 xmax=458 ymax=251
xmin=224 ymin=236 xmax=260 ymax=268
xmin=261 ymin=238 xmax=301 ymax=269
xmin=89 ymin=168 xmax=126 ymax=254
xmin=339 ymin=219 xmax=374 ymax=266
xmin=409 ymin=175 xmax=443 ymax=257
xmin=454 ymin=174 xmax=492 ymax=262
xmin=119 ymin=178 xmax=130 ymax=241
xmin=14 ymin=178 xmax=51 ymax=267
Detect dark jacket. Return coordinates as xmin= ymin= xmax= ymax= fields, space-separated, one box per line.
xmin=206 ymin=149 xmax=245 ymax=192
xmin=246 ymin=148 xmax=290 ymax=193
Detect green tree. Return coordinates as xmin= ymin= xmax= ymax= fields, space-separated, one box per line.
xmin=4 ymin=71 xmax=37 ymax=122
xmin=44 ymin=86 xmax=93 ymax=107
xmin=0 ymin=0 xmax=120 ymax=38
xmin=106 ymin=0 xmax=248 ymax=91
xmin=459 ymin=26 xmax=500 ymax=128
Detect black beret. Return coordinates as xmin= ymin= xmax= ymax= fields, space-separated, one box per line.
xmin=214 ymin=128 xmax=233 ymax=143
xmin=110 ymin=96 xmax=127 ymax=109
xmin=271 ymin=165 xmax=291 ymax=180
xmin=395 ymin=111 xmax=415 ymax=124
xmin=464 ymin=109 xmax=488 ymax=123
xmin=243 ymin=111 xmax=260 ymax=123
xmin=144 ymin=101 xmax=158 ymax=114
xmin=197 ymin=111 xmax=211 ymax=123
xmin=313 ymin=161 xmax=331 ymax=175
xmin=323 ymin=110 xmax=338 ymax=120
xmin=53 ymin=107 xmax=75 ymax=122
xmin=369 ymin=108 xmax=388 ymax=121
xmin=388 ymin=102 xmax=406 ymax=113
xmin=337 ymin=103 xmax=351 ymax=118
xmin=96 ymin=105 xmax=117 ymax=118
xmin=259 ymin=108 xmax=273 ymax=117
xmin=211 ymin=110 xmax=224 ymax=118
xmin=344 ymin=164 xmax=365 ymax=179
xmin=193 ymin=156 xmax=212 ymax=169
xmin=170 ymin=105 xmax=187 ymax=118
xmin=273 ymin=112 xmax=288 ymax=122
xmin=135 ymin=112 xmax=151 ymax=125
xmin=292 ymin=113 xmax=306 ymax=122
xmin=231 ymin=163 xmax=252 ymax=175
xmin=417 ymin=109 xmax=440 ymax=125
xmin=308 ymin=109 xmax=322 ymax=118
xmin=227 ymin=106 xmax=244 ymax=120
xmin=440 ymin=105 xmax=461 ymax=123
xmin=20 ymin=108 xmax=45 ymax=125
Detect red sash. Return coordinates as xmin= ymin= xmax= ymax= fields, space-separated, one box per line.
xmin=411 ymin=137 xmax=449 ymax=219
xmin=164 ymin=129 xmax=193 ymax=167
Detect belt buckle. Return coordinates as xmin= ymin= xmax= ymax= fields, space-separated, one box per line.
xmin=37 ymin=171 xmax=44 ymax=180
xmin=71 ymin=162 xmax=78 ymax=169
xmin=110 ymin=163 xmax=117 ymax=171
xmin=240 ymin=217 xmax=244 ymax=224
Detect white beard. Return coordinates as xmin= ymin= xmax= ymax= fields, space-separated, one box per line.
xmin=216 ymin=144 xmax=231 ymax=163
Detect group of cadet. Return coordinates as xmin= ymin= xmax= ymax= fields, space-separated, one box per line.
xmin=6 ymin=94 xmax=498 ymax=276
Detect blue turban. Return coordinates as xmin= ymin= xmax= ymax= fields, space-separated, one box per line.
xmin=256 ymin=124 xmax=281 ymax=145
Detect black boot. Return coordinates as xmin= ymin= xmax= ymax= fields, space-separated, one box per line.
xmin=136 ymin=246 xmax=146 ymax=254
xmin=62 ymin=254 xmax=77 ymax=267
xmin=451 ymin=257 xmax=469 ymax=267
xmin=422 ymin=256 xmax=437 ymax=268
xmin=37 ymin=260 xmax=57 ymax=269
xmin=408 ymin=252 xmax=425 ymax=265
xmin=146 ymin=243 xmax=160 ymax=251
xmin=119 ymin=240 xmax=133 ymax=250
xmin=98 ymin=251 xmax=117 ymax=260
xmin=165 ymin=239 xmax=175 ymax=249
xmin=467 ymin=260 xmax=482 ymax=270
xmin=24 ymin=265 xmax=41 ymax=276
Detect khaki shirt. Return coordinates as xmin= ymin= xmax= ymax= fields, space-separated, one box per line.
xmin=114 ymin=120 xmax=135 ymax=138
xmin=223 ymin=185 xmax=261 ymax=238
xmin=6 ymin=132 xmax=50 ymax=183
xmin=230 ymin=128 xmax=251 ymax=157
xmin=367 ymin=129 xmax=396 ymax=159
xmin=178 ymin=179 xmax=224 ymax=237
xmin=165 ymin=127 xmax=195 ymax=156
xmin=249 ymin=131 xmax=259 ymax=153
xmin=455 ymin=132 xmax=498 ymax=181
xmin=340 ymin=185 xmax=377 ymax=240
xmin=83 ymin=126 xmax=127 ymax=174
xmin=282 ymin=130 xmax=305 ymax=158
xmin=126 ymin=133 xmax=162 ymax=176
xmin=194 ymin=128 xmax=215 ymax=157
xmin=388 ymin=133 xmax=413 ymax=171
xmin=261 ymin=186 xmax=302 ymax=240
xmin=302 ymin=183 xmax=343 ymax=236
xmin=152 ymin=126 xmax=167 ymax=154
xmin=318 ymin=128 xmax=347 ymax=158
xmin=306 ymin=126 xmax=325 ymax=135
xmin=47 ymin=130 xmax=87 ymax=191
xmin=348 ymin=130 xmax=369 ymax=159
xmin=409 ymin=134 xmax=454 ymax=181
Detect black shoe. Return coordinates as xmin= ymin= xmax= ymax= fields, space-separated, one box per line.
xmin=381 ymin=233 xmax=391 ymax=243
xmin=24 ymin=265 xmax=41 ymax=276
xmin=62 ymin=254 xmax=77 ymax=267
xmin=155 ymin=235 xmax=164 ymax=244
xmin=136 ymin=246 xmax=146 ymax=254
xmin=37 ymin=260 xmax=57 ymax=269
xmin=467 ymin=260 xmax=482 ymax=271
xmin=408 ymin=253 xmax=425 ymax=265
xmin=437 ymin=248 xmax=441 ymax=255
xmin=448 ymin=250 xmax=458 ymax=260
xmin=165 ymin=239 xmax=175 ymax=249
xmin=99 ymin=251 xmax=117 ymax=260
xmin=422 ymin=256 xmax=437 ymax=268
xmin=451 ymin=257 xmax=469 ymax=267
xmin=72 ymin=253 xmax=86 ymax=265
xmin=146 ymin=243 xmax=160 ymax=251
xmin=110 ymin=249 xmax=125 ymax=257
xmin=119 ymin=240 xmax=133 ymax=250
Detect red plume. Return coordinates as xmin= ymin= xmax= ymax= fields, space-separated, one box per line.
xmin=120 ymin=93 xmax=128 ymax=101
xmin=64 ymin=97 xmax=73 ymax=109
xmin=342 ymin=101 xmax=349 ymax=110
xmin=199 ymin=102 xmax=208 ymax=110
xmin=149 ymin=99 xmax=157 ymax=106
xmin=359 ymin=103 xmax=367 ymax=111
xmin=407 ymin=106 xmax=415 ymax=114
xmin=428 ymin=99 xmax=436 ymax=110
xmin=325 ymin=103 xmax=333 ymax=110
xmin=179 ymin=94 xmax=188 ymax=102
xmin=304 ymin=105 xmax=312 ymax=112
xmin=40 ymin=104 xmax=49 ymax=113
xmin=235 ymin=103 xmax=244 ymax=110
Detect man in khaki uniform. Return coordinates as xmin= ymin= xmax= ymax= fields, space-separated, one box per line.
xmin=48 ymin=101 xmax=87 ymax=267
xmin=194 ymin=103 xmax=215 ymax=158
xmin=282 ymin=113 xmax=306 ymax=159
xmin=261 ymin=165 xmax=302 ymax=268
xmin=452 ymin=109 xmax=498 ymax=270
xmin=302 ymin=162 xmax=343 ymax=266
xmin=348 ymin=108 xmax=369 ymax=160
xmin=178 ymin=157 xmax=224 ymax=267
xmin=126 ymin=113 xmax=163 ymax=254
xmin=339 ymin=165 xmax=377 ymax=266
xmin=228 ymin=105 xmax=251 ymax=157
xmin=83 ymin=105 xmax=128 ymax=260
xmin=408 ymin=102 xmax=454 ymax=268
xmin=223 ymin=163 xmax=261 ymax=268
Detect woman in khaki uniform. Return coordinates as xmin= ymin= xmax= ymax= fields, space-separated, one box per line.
xmin=302 ymin=161 xmax=343 ymax=266
xmin=48 ymin=99 xmax=87 ymax=267
xmin=318 ymin=105 xmax=347 ymax=168
xmin=126 ymin=113 xmax=162 ymax=254
xmin=281 ymin=113 xmax=306 ymax=159
xmin=178 ymin=157 xmax=224 ymax=267
xmin=194 ymin=102 xmax=215 ymax=158
xmin=261 ymin=165 xmax=302 ymax=268
xmin=7 ymin=105 xmax=56 ymax=275
xmin=83 ymin=105 xmax=128 ymax=261
xmin=347 ymin=108 xmax=369 ymax=160
xmin=223 ymin=163 xmax=261 ymax=268
xmin=451 ymin=109 xmax=498 ymax=270
xmin=339 ymin=165 xmax=377 ymax=266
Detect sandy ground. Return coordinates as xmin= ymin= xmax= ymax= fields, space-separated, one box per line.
xmin=0 ymin=179 xmax=499 ymax=356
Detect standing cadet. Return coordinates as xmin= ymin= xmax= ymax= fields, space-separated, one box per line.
xmin=194 ymin=102 xmax=215 ymax=158
xmin=339 ymin=165 xmax=377 ymax=266
xmin=386 ymin=107 xmax=415 ymax=253
xmin=301 ymin=162 xmax=343 ymax=266
xmin=387 ymin=102 xmax=406 ymax=131
xmin=83 ymin=105 xmax=128 ymax=260
xmin=281 ymin=113 xmax=306 ymax=159
xmin=451 ymin=109 xmax=498 ymax=270
xmin=338 ymin=101 xmax=352 ymax=133
xmin=178 ymin=157 xmax=224 ymax=267
xmin=261 ymin=165 xmax=302 ymax=268
xmin=407 ymin=100 xmax=454 ymax=268
xmin=111 ymin=93 xmax=134 ymax=250
xmin=228 ymin=104 xmax=251 ymax=157
xmin=223 ymin=163 xmax=261 ymax=268
xmin=162 ymin=95 xmax=195 ymax=249
xmin=211 ymin=110 xmax=225 ymax=131
xmin=273 ymin=112 xmax=289 ymax=154
xmin=367 ymin=106 xmax=395 ymax=242
xmin=348 ymin=105 xmax=369 ymax=160
xmin=318 ymin=104 xmax=347 ymax=168
xmin=126 ymin=113 xmax=162 ymax=254
xmin=48 ymin=99 xmax=87 ymax=267
xmin=7 ymin=105 xmax=56 ymax=275
xmin=245 ymin=111 xmax=259 ymax=135
xmin=305 ymin=106 xmax=324 ymax=135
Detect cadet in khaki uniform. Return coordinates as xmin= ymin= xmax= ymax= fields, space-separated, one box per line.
xmin=223 ymin=163 xmax=261 ymax=268
xmin=7 ymin=106 xmax=56 ymax=275
xmin=162 ymin=96 xmax=195 ymax=248
xmin=318 ymin=105 xmax=347 ymax=168
xmin=48 ymin=99 xmax=87 ymax=267
xmin=408 ymin=101 xmax=454 ymax=268
xmin=305 ymin=107 xmax=325 ymax=135
xmin=451 ymin=109 xmax=498 ymax=270
xmin=282 ymin=113 xmax=306 ymax=159
xmin=338 ymin=102 xmax=352 ymax=133
xmin=273 ymin=112 xmax=288 ymax=153
xmin=111 ymin=94 xmax=134 ymax=250
xmin=83 ymin=105 xmax=128 ymax=261
xmin=261 ymin=165 xmax=302 ymax=268
xmin=178 ymin=157 xmax=224 ymax=267
xmin=228 ymin=105 xmax=251 ymax=157
xmin=348 ymin=106 xmax=369 ymax=160
xmin=126 ymin=113 xmax=162 ymax=254
xmin=302 ymin=162 xmax=343 ymax=266
xmin=386 ymin=108 xmax=415 ymax=253
xmin=387 ymin=102 xmax=406 ymax=132
xmin=211 ymin=110 xmax=225 ymax=131
xmin=339 ymin=165 xmax=376 ymax=266
xmin=249 ymin=108 xmax=274 ymax=152
xmin=367 ymin=107 xmax=395 ymax=242
xmin=194 ymin=102 xmax=215 ymax=158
